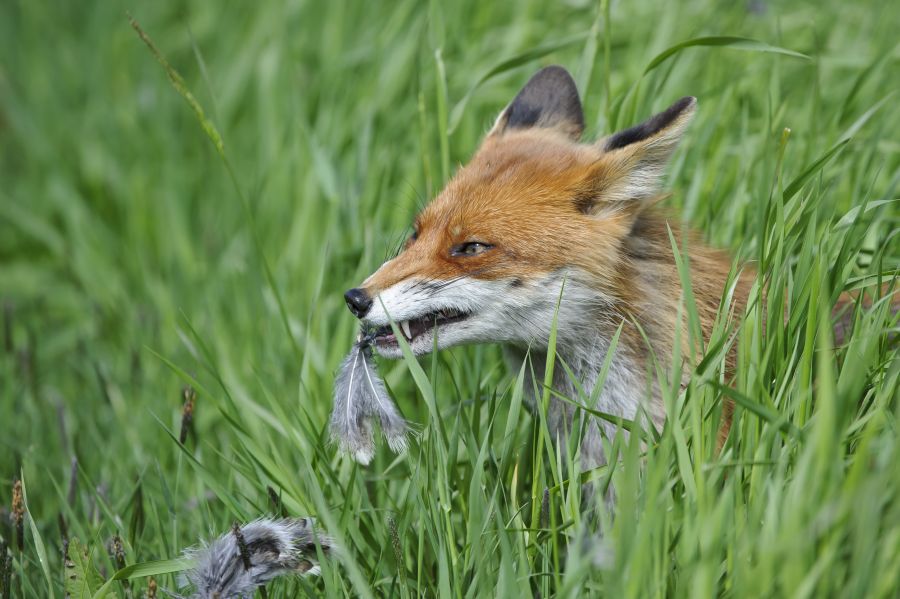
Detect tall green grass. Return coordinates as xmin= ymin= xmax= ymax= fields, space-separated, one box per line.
xmin=1 ymin=0 xmax=898 ymax=596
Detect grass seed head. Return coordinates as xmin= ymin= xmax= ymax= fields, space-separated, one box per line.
xmin=180 ymin=386 xmax=196 ymax=445
xmin=266 ymin=486 xmax=286 ymax=518
xmin=109 ymin=534 xmax=126 ymax=570
xmin=10 ymin=481 xmax=23 ymax=552
xmin=58 ymin=513 xmax=69 ymax=560
xmin=387 ymin=515 xmax=404 ymax=573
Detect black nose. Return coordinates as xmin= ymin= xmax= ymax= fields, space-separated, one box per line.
xmin=344 ymin=288 xmax=373 ymax=318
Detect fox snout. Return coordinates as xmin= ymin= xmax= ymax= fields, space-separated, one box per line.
xmin=344 ymin=287 xmax=372 ymax=318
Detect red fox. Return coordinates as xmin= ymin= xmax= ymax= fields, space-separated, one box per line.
xmin=341 ymin=66 xmax=881 ymax=471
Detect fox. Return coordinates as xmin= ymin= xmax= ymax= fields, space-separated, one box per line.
xmin=340 ymin=65 xmax=878 ymax=475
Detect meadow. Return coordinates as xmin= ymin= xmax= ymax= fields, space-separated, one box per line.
xmin=1 ymin=0 xmax=898 ymax=597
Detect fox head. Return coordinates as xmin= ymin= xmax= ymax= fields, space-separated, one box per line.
xmin=345 ymin=66 xmax=696 ymax=358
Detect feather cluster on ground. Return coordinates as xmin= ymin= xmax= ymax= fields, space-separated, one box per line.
xmin=178 ymin=518 xmax=333 ymax=599
xmin=330 ymin=329 xmax=409 ymax=464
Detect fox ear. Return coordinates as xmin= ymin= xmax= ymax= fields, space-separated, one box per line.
xmin=489 ymin=66 xmax=584 ymax=140
xmin=578 ymin=96 xmax=696 ymax=214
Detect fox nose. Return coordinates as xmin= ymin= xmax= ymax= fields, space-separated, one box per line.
xmin=344 ymin=288 xmax=373 ymax=318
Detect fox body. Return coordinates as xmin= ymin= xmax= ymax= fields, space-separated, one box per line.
xmin=344 ymin=66 xmax=752 ymax=468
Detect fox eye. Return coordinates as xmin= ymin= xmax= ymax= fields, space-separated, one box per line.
xmin=451 ymin=241 xmax=493 ymax=257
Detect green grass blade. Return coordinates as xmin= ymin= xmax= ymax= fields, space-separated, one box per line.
xmin=643 ymin=36 xmax=809 ymax=75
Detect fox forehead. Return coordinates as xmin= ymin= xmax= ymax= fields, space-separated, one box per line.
xmin=419 ymin=130 xmax=626 ymax=257
xmin=363 ymin=130 xmax=628 ymax=291
xmin=423 ymin=129 xmax=598 ymax=230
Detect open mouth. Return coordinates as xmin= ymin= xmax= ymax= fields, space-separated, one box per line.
xmin=370 ymin=308 xmax=471 ymax=345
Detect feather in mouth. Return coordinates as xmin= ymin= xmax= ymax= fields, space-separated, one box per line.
xmin=370 ymin=308 xmax=471 ymax=345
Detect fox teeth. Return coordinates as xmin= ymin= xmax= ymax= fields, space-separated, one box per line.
xmin=400 ymin=320 xmax=412 ymax=340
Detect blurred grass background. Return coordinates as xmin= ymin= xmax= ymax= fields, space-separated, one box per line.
xmin=1 ymin=0 xmax=898 ymax=597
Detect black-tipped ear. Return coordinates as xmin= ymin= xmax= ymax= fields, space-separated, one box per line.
xmin=579 ymin=97 xmax=697 ymax=213
xmin=603 ymin=96 xmax=697 ymax=152
xmin=490 ymin=66 xmax=584 ymax=140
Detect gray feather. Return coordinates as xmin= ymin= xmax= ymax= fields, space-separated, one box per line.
xmin=330 ymin=337 xmax=409 ymax=464
xmin=181 ymin=518 xmax=334 ymax=599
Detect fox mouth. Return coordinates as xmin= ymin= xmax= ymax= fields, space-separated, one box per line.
xmin=370 ymin=308 xmax=471 ymax=346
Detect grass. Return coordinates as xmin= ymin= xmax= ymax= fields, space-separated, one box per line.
xmin=1 ymin=0 xmax=899 ymax=597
